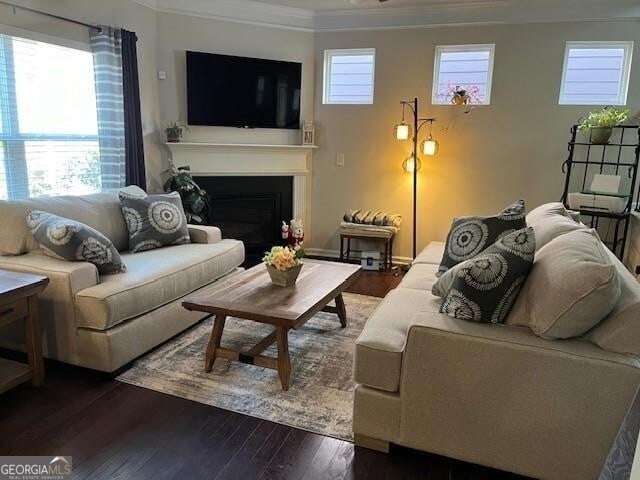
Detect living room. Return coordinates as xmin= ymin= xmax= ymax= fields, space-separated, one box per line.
xmin=0 ymin=0 xmax=639 ymax=478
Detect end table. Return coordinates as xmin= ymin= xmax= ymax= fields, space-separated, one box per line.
xmin=0 ymin=269 xmax=49 ymax=394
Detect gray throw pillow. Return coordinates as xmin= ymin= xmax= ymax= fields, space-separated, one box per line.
xmin=440 ymin=227 xmax=535 ymax=324
xmin=26 ymin=210 xmax=126 ymax=274
xmin=119 ymin=191 xmax=190 ymax=253
xmin=437 ymin=200 xmax=526 ymax=277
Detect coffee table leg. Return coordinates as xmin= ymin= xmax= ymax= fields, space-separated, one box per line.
xmin=276 ymin=326 xmax=291 ymax=391
xmin=205 ymin=314 xmax=226 ymax=372
xmin=335 ymin=293 xmax=347 ymax=328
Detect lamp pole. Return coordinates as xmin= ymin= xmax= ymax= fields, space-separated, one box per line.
xmin=411 ymin=97 xmax=418 ymax=260
xmin=397 ymin=97 xmax=436 ymax=261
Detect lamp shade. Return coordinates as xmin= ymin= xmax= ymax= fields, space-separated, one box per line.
xmin=402 ymin=155 xmax=421 ymax=173
xmin=421 ymin=137 xmax=439 ymax=156
xmin=394 ymin=122 xmax=412 ymax=140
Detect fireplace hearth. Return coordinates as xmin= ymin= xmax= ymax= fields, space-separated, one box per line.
xmin=194 ymin=176 xmax=293 ymax=266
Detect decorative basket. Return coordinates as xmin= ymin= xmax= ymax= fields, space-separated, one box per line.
xmin=266 ymin=263 xmax=303 ymax=287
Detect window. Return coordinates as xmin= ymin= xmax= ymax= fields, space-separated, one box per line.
xmin=432 ymin=44 xmax=495 ymax=105
xmin=0 ymin=30 xmax=100 ymax=200
xmin=323 ymin=48 xmax=375 ymax=105
xmin=559 ymin=41 xmax=633 ymax=105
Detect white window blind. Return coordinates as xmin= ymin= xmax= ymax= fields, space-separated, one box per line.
xmin=323 ymin=48 xmax=375 ymax=105
xmin=432 ymin=44 xmax=495 ymax=105
xmin=559 ymin=41 xmax=633 ymax=106
xmin=0 ymin=32 xmax=100 ymax=200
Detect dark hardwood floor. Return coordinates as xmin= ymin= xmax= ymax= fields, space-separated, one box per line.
xmin=0 ymin=266 xmax=527 ymax=480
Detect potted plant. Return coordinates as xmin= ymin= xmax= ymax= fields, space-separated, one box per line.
xmin=163 ymin=161 xmax=211 ymax=225
xmin=165 ymin=119 xmax=189 ymax=142
xmin=578 ymin=106 xmax=629 ymax=144
xmin=263 ymin=246 xmax=304 ymax=287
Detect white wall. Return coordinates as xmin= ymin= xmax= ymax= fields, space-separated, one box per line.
xmin=312 ymin=21 xmax=640 ymax=259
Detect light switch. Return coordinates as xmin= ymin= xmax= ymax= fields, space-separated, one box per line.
xmin=158 ymin=70 xmax=167 ymax=80
xmin=336 ymin=153 xmax=345 ymax=166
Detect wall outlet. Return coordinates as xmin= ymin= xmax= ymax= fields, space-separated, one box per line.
xmin=336 ymin=153 xmax=345 ymax=166
xmin=158 ymin=70 xmax=167 ymax=80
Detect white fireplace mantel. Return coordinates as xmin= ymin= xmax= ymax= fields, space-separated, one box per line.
xmin=165 ymin=141 xmax=317 ymax=241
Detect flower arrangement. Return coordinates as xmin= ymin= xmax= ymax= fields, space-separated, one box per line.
xmin=438 ymin=84 xmax=482 ymax=105
xmin=263 ymin=246 xmax=304 ymax=287
xmin=263 ymin=246 xmax=303 ymax=271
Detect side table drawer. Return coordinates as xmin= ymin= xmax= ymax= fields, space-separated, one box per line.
xmin=0 ymin=299 xmax=28 ymax=328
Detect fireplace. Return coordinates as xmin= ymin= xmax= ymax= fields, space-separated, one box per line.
xmin=195 ymin=176 xmax=293 ymax=266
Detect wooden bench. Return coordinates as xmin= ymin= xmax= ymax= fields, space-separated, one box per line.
xmin=339 ymin=225 xmax=396 ymax=271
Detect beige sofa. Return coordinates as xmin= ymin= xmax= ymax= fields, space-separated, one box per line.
xmin=0 ymin=187 xmax=244 ymax=372
xmin=353 ymin=213 xmax=640 ymax=479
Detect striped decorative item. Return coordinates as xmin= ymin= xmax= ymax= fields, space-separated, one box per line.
xmin=90 ymin=27 xmax=126 ymax=190
xmin=343 ymin=210 xmax=402 ymax=227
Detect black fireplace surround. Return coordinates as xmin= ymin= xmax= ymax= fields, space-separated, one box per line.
xmin=194 ymin=176 xmax=293 ymax=266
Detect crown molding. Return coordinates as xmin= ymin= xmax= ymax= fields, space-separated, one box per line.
xmin=154 ymin=0 xmax=315 ymax=31
xmin=130 ymin=0 xmax=640 ymax=32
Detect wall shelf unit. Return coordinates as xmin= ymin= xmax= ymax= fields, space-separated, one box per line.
xmin=561 ymin=124 xmax=640 ymax=259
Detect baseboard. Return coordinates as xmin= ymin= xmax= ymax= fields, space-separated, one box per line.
xmin=305 ymin=248 xmax=412 ymax=266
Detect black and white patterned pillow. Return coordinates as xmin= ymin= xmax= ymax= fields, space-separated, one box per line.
xmin=26 ymin=210 xmax=126 ymax=274
xmin=439 ymin=227 xmax=535 ymax=324
xmin=119 ymin=191 xmax=190 ymax=253
xmin=437 ymin=200 xmax=526 ymax=277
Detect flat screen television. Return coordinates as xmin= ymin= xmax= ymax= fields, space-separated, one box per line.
xmin=186 ymin=51 xmax=302 ymax=129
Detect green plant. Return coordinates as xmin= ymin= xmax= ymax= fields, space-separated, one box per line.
xmin=163 ymin=162 xmax=211 ymax=225
xmin=165 ymin=119 xmax=189 ymax=140
xmin=578 ymin=106 xmax=629 ymax=135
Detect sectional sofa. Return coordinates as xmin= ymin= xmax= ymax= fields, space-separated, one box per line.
xmin=0 ymin=187 xmax=245 ymax=372
xmin=353 ymin=203 xmax=640 ymax=480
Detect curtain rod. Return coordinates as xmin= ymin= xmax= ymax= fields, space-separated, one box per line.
xmin=0 ymin=1 xmax=102 ymax=31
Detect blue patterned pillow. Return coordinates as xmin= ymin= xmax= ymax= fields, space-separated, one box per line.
xmin=119 ymin=191 xmax=190 ymax=253
xmin=26 ymin=210 xmax=126 ymax=274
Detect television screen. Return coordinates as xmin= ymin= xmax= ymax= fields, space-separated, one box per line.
xmin=186 ymin=51 xmax=302 ymax=129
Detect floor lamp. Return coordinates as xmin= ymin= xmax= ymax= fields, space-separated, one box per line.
xmin=393 ymin=97 xmax=438 ymax=260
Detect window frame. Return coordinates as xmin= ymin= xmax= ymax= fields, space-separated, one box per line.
xmin=558 ymin=40 xmax=634 ymax=106
xmin=0 ymin=26 xmax=100 ymax=200
xmin=431 ymin=43 xmax=496 ymax=106
xmin=322 ymin=48 xmax=376 ymax=105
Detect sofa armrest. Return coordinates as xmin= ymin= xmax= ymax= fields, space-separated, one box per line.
xmin=397 ymin=311 xmax=640 ymax=479
xmin=0 ymin=253 xmax=99 ymax=295
xmin=188 ymin=225 xmax=222 ymax=244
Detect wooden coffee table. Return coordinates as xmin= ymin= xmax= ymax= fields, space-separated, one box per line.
xmin=182 ymin=260 xmax=361 ymax=390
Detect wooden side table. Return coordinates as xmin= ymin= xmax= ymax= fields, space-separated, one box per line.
xmin=0 ymin=270 xmax=49 ymax=394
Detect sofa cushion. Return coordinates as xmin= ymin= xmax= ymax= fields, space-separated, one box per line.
xmin=588 ymin=249 xmax=640 ymax=356
xmin=437 ymin=200 xmax=526 ymax=276
xmin=119 ymin=191 xmax=191 ymax=253
xmin=355 ymin=287 xmax=441 ymax=392
xmin=412 ymin=242 xmax=445 ymax=265
xmin=74 ymin=239 xmax=244 ymax=330
xmin=398 ymin=263 xmax=440 ymax=291
xmin=525 ymin=202 xmax=585 ymax=250
xmin=508 ymin=229 xmax=621 ymax=339
xmin=439 ymin=228 xmax=535 ymax=324
xmin=26 ymin=211 xmax=126 ymax=274
xmin=0 ymin=186 xmax=145 ymax=255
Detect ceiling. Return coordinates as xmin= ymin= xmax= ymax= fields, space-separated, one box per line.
xmin=146 ymin=0 xmax=640 ymax=30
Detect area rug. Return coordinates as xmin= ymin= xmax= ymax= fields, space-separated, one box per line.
xmin=116 ymin=292 xmax=381 ymax=441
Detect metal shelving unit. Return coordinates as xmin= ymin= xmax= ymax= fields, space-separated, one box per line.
xmin=561 ymin=125 xmax=640 ymax=259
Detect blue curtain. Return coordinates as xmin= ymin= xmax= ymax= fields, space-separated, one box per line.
xmin=121 ymin=30 xmax=146 ymax=190
xmin=90 ymin=27 xmax=126 ymax=190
